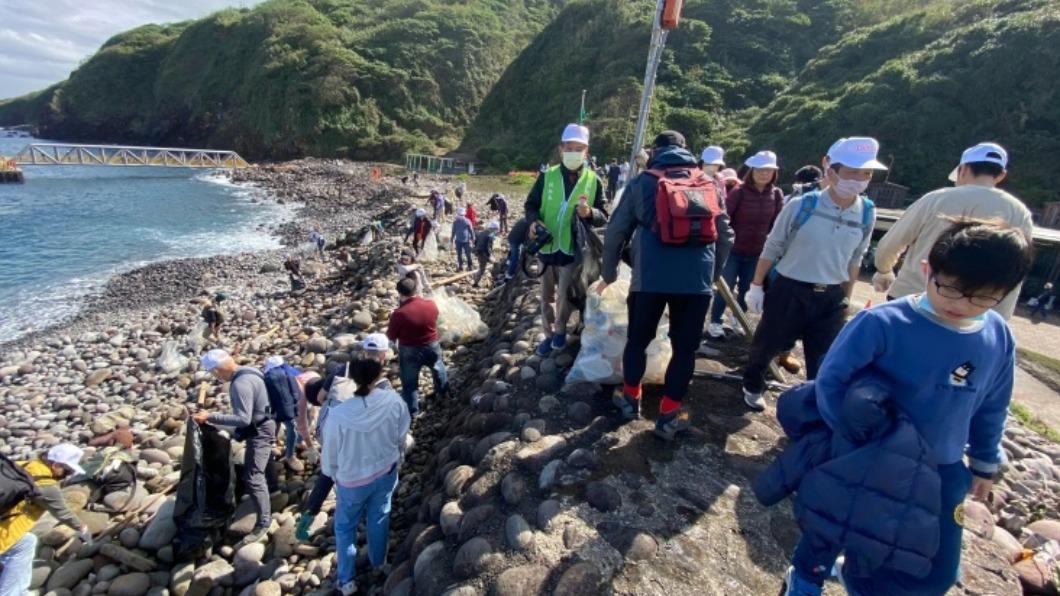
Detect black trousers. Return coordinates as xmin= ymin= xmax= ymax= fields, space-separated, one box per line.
xmin=623 ymin=291 xmax=711 ymax=401
xmin=743 ymin=276 xmax=848 ymax=394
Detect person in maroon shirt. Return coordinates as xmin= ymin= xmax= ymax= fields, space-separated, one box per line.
xmin=708 ymin=150 xmax=785 ymax=339
xmin=386 ymin=277 xmax=449 ymax=415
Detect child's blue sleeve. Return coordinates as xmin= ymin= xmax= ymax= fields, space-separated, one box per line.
xmin=966 ymin=334 xmax=1015 ymax=477
xmin=814 ymin=310 xmax=886 ymax=433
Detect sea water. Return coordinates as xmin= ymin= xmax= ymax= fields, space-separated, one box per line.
xmin=0 ymin=137 xmax=291 ymax=342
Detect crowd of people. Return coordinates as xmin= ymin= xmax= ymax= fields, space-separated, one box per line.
xmin=0 ymin=117 xmax=1041 ymax=596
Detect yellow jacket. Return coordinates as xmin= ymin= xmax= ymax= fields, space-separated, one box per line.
xmin=0 ymin=460 xmax=63 ymax=552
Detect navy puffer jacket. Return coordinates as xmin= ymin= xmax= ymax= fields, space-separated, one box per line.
xmin=753 ymin=372 xmax=942 ymax=579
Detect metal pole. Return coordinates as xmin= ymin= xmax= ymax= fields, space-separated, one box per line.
xmin=627 ymin=0 xmax=668 ymax=178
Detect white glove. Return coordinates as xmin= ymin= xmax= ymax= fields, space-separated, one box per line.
xmin=872 ymin=270 xmax=896 ymax=294
xmin=79 ymin=525 xmax=93 ymax=546
xmin=745 ymin=284 xmax=766 ymax=314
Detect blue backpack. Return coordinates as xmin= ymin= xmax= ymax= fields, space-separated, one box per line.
xmin=769 ymin=191 xmax=875 ymax=282
xmin=263 ymin=365 xmax=301 ymax=423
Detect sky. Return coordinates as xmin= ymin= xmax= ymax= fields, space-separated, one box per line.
xmin=0 ymin=0 xmax=261 ymax=100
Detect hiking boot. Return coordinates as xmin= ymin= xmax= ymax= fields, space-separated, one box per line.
xmin=337 ymin=580 xmax=357 ymax=596
xmin=654 ymin=407 xmax=691 ymax=441
xmin=236 ymin=525 xmax=269 ymax=549
xmin=743 ymin=389 xmax=766 ymax=412
xmin=295 ymin=513 xmax=313 ymax=542
xmin=706 ymin=322 xmax=725 ymax=339
xmin=777 ymin=352 xmax=803 ymax=374
xmin=551 ymin=333 xmax=567 ymax=350
xmin=535 ymin=337 xmax=554 ymax=356
xmin=782 ymin=566 xmax=823 ymax=596
xmin=611 ymin=387 xmax=641 ymax=421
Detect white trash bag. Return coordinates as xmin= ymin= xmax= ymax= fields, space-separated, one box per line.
xmin=157 ymin=340 xmax=189 ymax=373
xmin=432 ymin=288 xmax=488 ymax=345
xmin=418 ymin=231 xmax=440 ymax=263
xmin=360 ymin=229 xmax=374 ymax=246
xmin=185 ymin=321 xmax=209 ymax=352
xmin=566 ymin=265 xmax=672 ymax=385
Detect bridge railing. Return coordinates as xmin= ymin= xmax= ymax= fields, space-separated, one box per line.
xmin=10 ymin=143 xmax=249 ymax=169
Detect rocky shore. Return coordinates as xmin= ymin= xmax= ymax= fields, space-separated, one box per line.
xmin=1 ymin=160 xmax=1057 ymax=596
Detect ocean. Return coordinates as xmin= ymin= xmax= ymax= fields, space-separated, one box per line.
xmin=0 ymin=137 xmax=291 ymax=343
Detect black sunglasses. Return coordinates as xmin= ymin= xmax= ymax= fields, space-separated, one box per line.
xmin=931 ymin=276 xmax=1003 ymax=308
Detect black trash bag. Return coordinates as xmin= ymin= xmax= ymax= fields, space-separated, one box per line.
xmin=172 ymin=418 xmax=236 ymax=561
xmin=568 ymin=220 xmax=605 ymax=323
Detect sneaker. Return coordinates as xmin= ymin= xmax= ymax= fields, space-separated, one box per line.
xmin=706 ymin=322 xmax=725 ymax=339
xmin=783 ymin=566 xmax=823 ymax=596
xmin=611 ymin=387 xmax=640 ymax=421
xmin=535 ymin=336 xmax=554 ymax=356
xmin=743 ymin=389 xmax=766 ymax=412
xmin=777 ymin=352 xmax=803 ymax=374
xmin=654 ymin=407 xmax=691 ymax=441
xmin=295 ymin=513 xmax=313 ymax=542
xmin=551 ymin=333 xmax=567 ymax=350
xmin=337 ymin=580 xmax=357 ymax=596
xmin=236 ymin=525 xmax=269 ymax=549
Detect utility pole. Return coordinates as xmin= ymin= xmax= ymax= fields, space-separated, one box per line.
xmin=627 ymin=0 xmax=674 ymax=177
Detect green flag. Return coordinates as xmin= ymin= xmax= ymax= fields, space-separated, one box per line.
xmin=578 ymin=89 xmax=587 ymax=124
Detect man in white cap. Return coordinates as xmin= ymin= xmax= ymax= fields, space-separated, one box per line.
xmin=525 ymin=123 xmax=608 ymax=355
xmin=0 ymin=444 xmax=91 ymax=594
xmin=873 ymin=142 xmax=1032 ymax=318
xmin=193 ymin=348 xmax=275 ymax=547
xmin=451 ymin=206 xmax=475 ymax=272
xmin=742 ymin=137 xmax=885 ymax=411
xmin=698 ymin=145 xmax=726 ymax=176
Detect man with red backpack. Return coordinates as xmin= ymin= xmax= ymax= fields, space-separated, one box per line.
xmin=600 ymin=130 xmax=733 ymax=440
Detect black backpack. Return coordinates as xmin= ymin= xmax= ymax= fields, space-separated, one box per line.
xmin=263 ymin=367 xmax=299 ymax=423
xmin=0 ymin=454 xmax=41 ymax=519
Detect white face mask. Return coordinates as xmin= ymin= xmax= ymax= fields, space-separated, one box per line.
xmin=833 ymin=177 xmax=869 ymax=198
xmin=562 ymin=152 xmax=585 ymax=170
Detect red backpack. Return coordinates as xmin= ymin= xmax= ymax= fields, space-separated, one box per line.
xmin=646 ymin=167 xmax=721 ymax=245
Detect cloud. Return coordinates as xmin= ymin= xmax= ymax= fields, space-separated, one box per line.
xmin=0 ymin=0 xmax=261 ymax=100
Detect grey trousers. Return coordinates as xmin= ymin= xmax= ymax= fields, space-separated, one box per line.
xmin=245 ymin=419 xmax=276 ymax=529
xmin=540 ymin=263 xmax=576 ymax=336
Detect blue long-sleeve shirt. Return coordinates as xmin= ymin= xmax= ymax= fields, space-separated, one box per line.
xmin=815 ymin=296 xmax=1015 ymax=476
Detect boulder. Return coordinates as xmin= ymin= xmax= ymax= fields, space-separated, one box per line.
xmin=553 ymin=562 xmax=602 ymax=595
xmin=492 ymin=565 xmax=549 ymax=596
xmin=107 ymin=573 xmax=151 ymax=596
xmin=138 ymin=497 xmax=177 ymax=550
xmin=46 ymin=559 xmax=94 ymax=591
xmin=453 ymin=537 xmax=493 ymax=579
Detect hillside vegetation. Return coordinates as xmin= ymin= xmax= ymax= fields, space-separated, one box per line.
xmin=2 ymin=0 xmax=1058 ymax=204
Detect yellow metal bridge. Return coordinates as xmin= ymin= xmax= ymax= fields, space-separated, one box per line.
xmin=8 ymin=143 xmax=249 ymax=169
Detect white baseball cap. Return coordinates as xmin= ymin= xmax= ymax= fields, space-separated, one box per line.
xmin=826 ymin=137 xmax=888 ymax=170
xmin=201 ymin=349 xmax=230 ymax=372
xmin=488 ymin=221 xmax=500 ymax=231
xmin=47 ymin=443 xmax=85 ymax=476
xmin=457 ymin=208 xmax=467 ymax=217
xmin=561 ymin=124 xmax=590 ymax=145
xmin=745 ymin=150 xmax=779 ymax=170
xmin=415 ymin=208 xmax=426 ymax=217
xmin=263 ymin=355 xmax=284 ymax=373
xmin=362 ymin=333 xmax=390 ymax=352
xmin=700 ymin=146 xmax=725 ymax=166
xmin=948 ymin=142 xmax=1008 ymax=182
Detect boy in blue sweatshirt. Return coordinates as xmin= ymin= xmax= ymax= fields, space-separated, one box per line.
xmin=784 ymin=219 xmax=1033 ymax=596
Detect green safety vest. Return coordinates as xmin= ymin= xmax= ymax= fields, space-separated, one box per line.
xmin=540 ymin=165 xmax=598 ymax=256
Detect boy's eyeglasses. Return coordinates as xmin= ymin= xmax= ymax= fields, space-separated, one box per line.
xmin=931 ymin=277 xmax=1003 ymax=308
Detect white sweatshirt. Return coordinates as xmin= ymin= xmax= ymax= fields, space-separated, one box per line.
xmin=321 ymin=382 xmax=410 ymax=486
xmin=874 ymin=184 xmax=1033 ymax=319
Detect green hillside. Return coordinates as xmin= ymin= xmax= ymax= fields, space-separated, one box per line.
xmin=0 ymin=0 xmax=565 ymax=160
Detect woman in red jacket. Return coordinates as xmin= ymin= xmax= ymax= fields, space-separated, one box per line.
xmin=708 ymin=151 xmax=784 ymax=338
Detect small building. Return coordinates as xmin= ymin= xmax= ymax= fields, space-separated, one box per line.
xmin=404 ymin=152 xmax=485 ymax=175
xmin=1039 ymin=201 xmax=1060 ymax=228
xmin=867 ymin=181 xmax=910 ymax=209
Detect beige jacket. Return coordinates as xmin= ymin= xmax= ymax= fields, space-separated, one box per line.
xmin=874 ymin=184 xmax=1033 ymax=319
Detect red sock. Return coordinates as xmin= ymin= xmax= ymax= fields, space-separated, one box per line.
xmin=623 ymin=383 xmax=642 ymax=399
xmin=660 ymin=396 xmax=682 ymax=415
